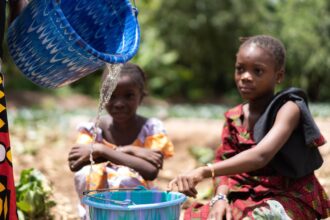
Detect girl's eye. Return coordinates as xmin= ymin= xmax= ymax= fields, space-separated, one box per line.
xmin=254 ymin=68 xmax=263 ymax=76
xmin=126 ymin=93 xmax=136 ymax=99
xmin=235 ymin=65 xmax=244 ymax=74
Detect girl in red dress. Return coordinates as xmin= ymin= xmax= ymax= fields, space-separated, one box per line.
xmin=168 ymin=35 xmax=330 ymax=220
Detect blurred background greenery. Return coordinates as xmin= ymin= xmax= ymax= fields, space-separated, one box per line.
xmin=1 ymin=0 xmax=330 ymax=103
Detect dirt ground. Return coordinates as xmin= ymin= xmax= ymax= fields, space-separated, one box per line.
xmin=8 ymin=94 xmax=330 ymax=220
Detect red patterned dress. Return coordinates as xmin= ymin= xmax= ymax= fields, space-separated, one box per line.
xmin=184 ymin=104 xmax=330 ymax=220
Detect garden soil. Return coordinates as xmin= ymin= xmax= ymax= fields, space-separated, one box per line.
xmin=8 ymin=93 xmax=330 ymax=220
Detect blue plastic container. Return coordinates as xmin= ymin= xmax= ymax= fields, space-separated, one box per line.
xmin=82 ymin=189 xmax=187 ymax=220
xmin=7 ymin=0 xmax=140 ymax=88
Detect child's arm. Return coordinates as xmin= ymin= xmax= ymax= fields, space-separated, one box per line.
xmin=118 ymin=146 xmax=164 ymax=168
xmin=212 ymin=101 xmax=300 ymax=175
xmin=69 ymin=142 xmax=161 ymax=180
xmin=93 ymin=143 xmax=161 ymax=180
xmin=169 ymin=101 xmax=300 ymax=196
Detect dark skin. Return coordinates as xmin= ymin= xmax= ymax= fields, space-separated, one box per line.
xmin=68 ymin=74 xmax=164 ymax=180
xmin=168 ymin=43 xmax=299 ymax=220
xmin=8 ymin=0 xmax=28 ymax=24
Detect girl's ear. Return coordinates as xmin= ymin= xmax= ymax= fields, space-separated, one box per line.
xmin=276 ymin=68 xmax=285 ymax=84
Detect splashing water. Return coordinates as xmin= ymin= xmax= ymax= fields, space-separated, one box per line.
xmin=89 ymin=63 xmax=123 ymax=171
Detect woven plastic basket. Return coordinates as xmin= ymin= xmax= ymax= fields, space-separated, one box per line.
xmin=82 ymin=188 xmax=187 ymax=220
xmin=7 ymin=0 xmax=140 ymax=88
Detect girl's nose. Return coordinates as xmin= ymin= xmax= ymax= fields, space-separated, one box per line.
xmin=241 ymin=71 xmax=252 ymax=81
xmin=113 ymin=99 xmax=125 ymax=108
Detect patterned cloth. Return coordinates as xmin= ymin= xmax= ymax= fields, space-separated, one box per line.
xmin=0 ymin=74 xmax=17 ymax=220
xmin=74 ymin=117 xmax=173 ymax=195
xmin=184 ymin=104 xmax=330 ymax=220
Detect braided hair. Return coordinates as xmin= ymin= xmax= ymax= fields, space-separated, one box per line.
xmin=239 ymin=35 xmax=286 ymax=71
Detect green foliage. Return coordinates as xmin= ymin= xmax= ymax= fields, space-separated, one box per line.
xmin=134 ymin=0 xmax=330 ymax=102
xmin=274 ymin=0 xmax=330 ymax=101
xmin=138 ymin=0 xmax=276 ymax=100
xmin=131 ymin=0 xmax=185 ymax=99
xmin=16 ymin=168 xmax=56 ymax=220
xmin=189 ymin=146 xmax=215 ymax=165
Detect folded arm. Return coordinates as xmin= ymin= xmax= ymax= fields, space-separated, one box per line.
xmin=68 ymin=143 xmax=162 ymax=180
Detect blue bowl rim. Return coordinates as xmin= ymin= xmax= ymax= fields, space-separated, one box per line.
xmin=49 ymin=0 xmax=140 ymax=64
xmin=82 ymin=190 xmax=187 ymax=211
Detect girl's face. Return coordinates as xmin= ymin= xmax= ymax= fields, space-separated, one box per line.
xmin=234 ymin=43 xmax=283 ymax=101
xmin=105 ymin=75 xmax=143 ymax=123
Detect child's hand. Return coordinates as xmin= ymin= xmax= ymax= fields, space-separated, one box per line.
xmin=120 ymin=146 xmax=164 ymax=169
xmin=68 ymin=144 xmax=93 ymax=172
xmin=207 ymin=200 xmax=232 ymax=220
xmin=167 ymin=167 xmax=205 ymax=198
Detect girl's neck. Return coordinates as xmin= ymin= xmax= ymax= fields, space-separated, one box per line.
xmin=106 ymin=115 xmax=145 ymax=146
xmin=248 ymin=93 xmax=274 ymax=115
xmin=111 ymin=115 xmax=141 ymax=131
xmin=243 ymin=93 xmax=274 ymax=132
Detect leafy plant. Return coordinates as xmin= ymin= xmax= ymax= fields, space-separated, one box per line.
xmin=189 ymin=146 xmax=215 ymax=165
xmin=15 ymin=168 xmax=56 ymax=220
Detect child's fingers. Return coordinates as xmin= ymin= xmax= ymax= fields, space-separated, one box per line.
xmin=68 ymin=152 xmax=77 ymax=160
xmin=181 ymin=178 xmax=197 ymax=198
xmin=226 ymin=205 xmax=232 ymax=220
xmin=148 ymin=154 xmax=163 ymax=168
xmin=168 ymin=178 xmax=197 ymax=197
xmin=153 ymin=155 xmax=163 ymax=168
xmin=167 ymin=179 xmax=177 ymax=191
xmin=70 ymin=157 xmax=88 ymax=171
xmin=188 ymin=178 xmax=198 ymax=195
xmin=177 ymin=177 xmax=195 ymax=197
xmin=69 ymin=161 xmax=78 ymax=171
xmin=176 ymin=177 xmax=184 ymax=192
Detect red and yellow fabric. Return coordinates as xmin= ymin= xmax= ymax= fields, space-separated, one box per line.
xmin=0 ymin=74 xmax=17 ymax=220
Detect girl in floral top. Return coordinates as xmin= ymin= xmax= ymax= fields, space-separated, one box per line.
xmin=168 ymin=35 xmax=330 ymax=220
xmin=68 ymin=63 xmax=174 ymax=219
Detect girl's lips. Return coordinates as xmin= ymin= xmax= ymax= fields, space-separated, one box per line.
xmin=111 ymin=112 xmax=127 ymax=117
xmin=239 ymin=86 xmax=254 ymax=93
xmin=111 ymin=111 xmax=130 ymax=120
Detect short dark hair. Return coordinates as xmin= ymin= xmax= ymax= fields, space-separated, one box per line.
xmin=120 ymin=62 xmax=147 ymax=97
xmin=102 ymin=62 xmax=147 ymax=97
xmin=239 ymin=35 xmax=286 ymax=71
